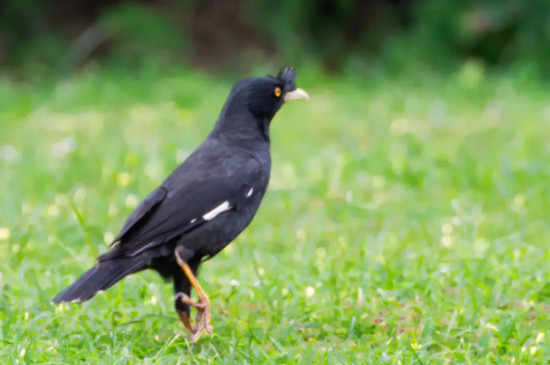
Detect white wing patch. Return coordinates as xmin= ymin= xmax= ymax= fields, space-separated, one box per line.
xmin=246 ymin=187 xmax=254 ymax=197
xmin=203 ymin=201 xmax=232 ymax=221
xmin=190 ymin=218 xmax=197 ymax=224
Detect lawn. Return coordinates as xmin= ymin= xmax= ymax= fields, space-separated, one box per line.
xmin=1 ymin=65 xmax=550 ymax=363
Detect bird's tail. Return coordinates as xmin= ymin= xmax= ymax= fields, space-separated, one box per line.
xmin=51 ymin=258 xmax=146 ymax=303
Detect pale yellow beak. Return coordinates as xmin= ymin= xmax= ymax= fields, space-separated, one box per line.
xmin=284 ymin=88 xmax=309 ymax=102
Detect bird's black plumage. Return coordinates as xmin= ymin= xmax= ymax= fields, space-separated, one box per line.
xmin=52 ymin=67 xmax=308 ymax=337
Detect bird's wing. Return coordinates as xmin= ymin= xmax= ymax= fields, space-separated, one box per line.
xmin=111 ymin=186 xmax=167 ymax=244
xmin=109 ymin=154 xmax=264 ymax=258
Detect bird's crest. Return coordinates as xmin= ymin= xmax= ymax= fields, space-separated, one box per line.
xmin=269 ymin=66 xmax=298 ymax=91
xmin=276 ymin=66 xmax=297 ymax=84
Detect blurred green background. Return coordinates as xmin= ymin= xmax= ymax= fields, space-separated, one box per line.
xmin=2 ymin=1 xmax=550 ymax=364
xmin=2 ymin=0 xmax=550 ymax=77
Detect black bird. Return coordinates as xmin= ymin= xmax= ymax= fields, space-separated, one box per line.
xmin=52 ymin=67 xmax=309 ymax=341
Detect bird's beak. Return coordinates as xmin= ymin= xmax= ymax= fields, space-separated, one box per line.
xmin=284 ymin=88 xmax=309 ymax=102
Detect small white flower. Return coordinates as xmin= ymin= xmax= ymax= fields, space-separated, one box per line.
xmin=346 ymin=190 xmax=353 ymax=203
xmin=484 ymin=323 xmax=498 ymax=332
xmin=514 ymin=194 xmax=525 ymax=207
xmin=117 ymin=172 xmax=131 ymax=187
xmin=305 ymin=286 xmax=316 ymax=298
xmin=442 ymin=223 xmax=453 ymax=235
xmin=0 ymin=227 xmax=11 ymax=240
xmin=55 ymin=303 xmax=68 ymax=313
xmin=230 ymin=279 xmax=240 ymax=287
xmin=21 ymin=203 xmax=32 ymax=214
xmin=108 ymin=204 xmax=118 ymax=217
xmin=0 ymin=145 xmax=20 ymax=163
xmin=51 ymin=137 xmax=77 ymax=158
xmin=103 ymin=232 xmax=114 ymax=244
xmin=357 ymin=287 xmax=364 ymax=307
xmin=73 ymin=187 xmax=87 ymax=203
xmin=390 ymin=118 xmax=410 ymax=135
xmin=125 ymin=194 xmax=139 ymax=208
xmin=296 ymin=228 xmax=306 ymax=241
xmin=47 ymin=204 xmax=59 ymax=217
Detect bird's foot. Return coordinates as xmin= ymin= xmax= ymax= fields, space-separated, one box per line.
xmin=176 ymin=292 xmax=213 ymax=342
xmin=190 ymin=300 xmax=213 ymax=342
xmin=175 ymin=292 xmax=207 ymax=309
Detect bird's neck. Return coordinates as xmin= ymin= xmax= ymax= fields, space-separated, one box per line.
xmin=209 ymin=111 xmax=271 ymax=146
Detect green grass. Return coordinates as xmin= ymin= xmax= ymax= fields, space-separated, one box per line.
xmin=1 ymin=65 xmax=550 ymax=364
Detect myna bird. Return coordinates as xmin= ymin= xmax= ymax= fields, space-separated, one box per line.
xmin=52 ymin=67 xmax=309 ymax=341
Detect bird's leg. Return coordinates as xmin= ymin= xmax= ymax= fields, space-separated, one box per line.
xmin=176 ymin=309 xmax=193 ymax=333
xmin=175 ymin=250 xmax=213 ymax=341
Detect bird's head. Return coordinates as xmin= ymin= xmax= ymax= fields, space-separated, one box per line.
xmin=247 ymin=66 xmax=309 ymax=118
xmin=213 ymin=67 xmax=309 ymax=141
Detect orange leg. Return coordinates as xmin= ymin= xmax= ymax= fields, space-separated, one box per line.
xmin=175 ymin=250 xmax=213 ymax=341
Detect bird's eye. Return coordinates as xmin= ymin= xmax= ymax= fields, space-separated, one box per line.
xmin=274 ymin=87 xmax=282 ymax=98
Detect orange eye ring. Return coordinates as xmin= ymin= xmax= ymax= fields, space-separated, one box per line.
xmin=274 ymin=87 xmax=282 ymax=98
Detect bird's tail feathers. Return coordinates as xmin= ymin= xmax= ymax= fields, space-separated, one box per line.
xmin=51 ymin=258 xmax=146 ymax=304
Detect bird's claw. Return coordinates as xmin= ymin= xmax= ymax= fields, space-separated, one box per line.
xmin=175 ymin=292 xmax=213 ymax=342
xmin=190 ymin=316 xmax=213 ymax=342
xmin=175 ymin=292 xmax=208 ymax=309
xmin=190 ymin=298 xmax=212 ymax=342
